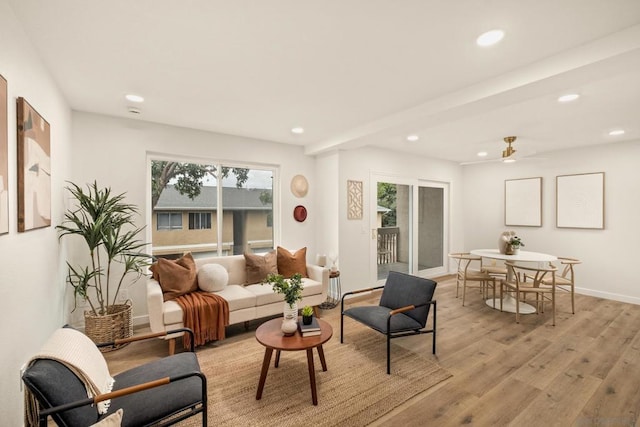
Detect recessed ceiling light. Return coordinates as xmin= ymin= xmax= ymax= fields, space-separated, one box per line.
xmin=291 ymin=127 xmax=304 ymax=134
xmin=503 ymin=158 xmax=516 ymax=163
xmin=557 ymin=93 xmax=580 ymax=103
xmin=406 ymin=135 xmax=419 ymax=142
xmin=476 ymin=30 xmax=504 ymax=47
xmin=125 ymin=94 xmax=144 ymax=103
xmin=477 ymin=151 xmax=488 ymax=157
xmin=609 ymin=129 xmax=625 ymax=136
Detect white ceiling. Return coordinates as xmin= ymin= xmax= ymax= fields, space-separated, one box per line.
xmin=8 ymin=0 xmax=640 ymax=164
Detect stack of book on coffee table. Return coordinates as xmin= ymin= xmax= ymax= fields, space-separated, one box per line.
xmin=298 ymin=317 xmax=321 ymax=337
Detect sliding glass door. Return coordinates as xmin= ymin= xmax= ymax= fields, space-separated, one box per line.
xmin=372 ymin=175 xmax=448 ymax=282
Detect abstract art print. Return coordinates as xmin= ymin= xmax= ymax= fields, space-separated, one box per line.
xmin=0 ymin=75 xmax=7 ymax=234
xmin=17 ymin=97 xmax=51 ymax=232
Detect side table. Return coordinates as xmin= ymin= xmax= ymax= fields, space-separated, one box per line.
xmin=319 ymin=270 xmax=341 ymax=309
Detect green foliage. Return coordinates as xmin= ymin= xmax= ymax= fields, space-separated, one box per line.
xmin=57 ymin=181 xmax=151 ymax=315
xmin=151 ymin=161 xmax=250 ymax=208
xmin=377 ymin=182 xmax=397 ymax=226
xmin=301 ymin=305 xmax=313 ymax=317
xmin=263 ymin=273 xmax=304 ymax=307
xmin=509 ymin=236 xmax=525 ymax=247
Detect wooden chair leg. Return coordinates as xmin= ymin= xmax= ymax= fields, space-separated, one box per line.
xmin=168 ymin=338 xmax=176 ymax=356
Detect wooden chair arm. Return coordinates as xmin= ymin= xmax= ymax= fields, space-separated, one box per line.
xmin=96 ymin=328 xmax=195 ymax=352
xmin=389 ymin=300 xmax=436 ymax=316
xmin=342 ymin=285 xmax=385 ymax=298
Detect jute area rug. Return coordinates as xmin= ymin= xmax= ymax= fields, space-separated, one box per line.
xmin=178 ymin=319 xmax=451 ymax=426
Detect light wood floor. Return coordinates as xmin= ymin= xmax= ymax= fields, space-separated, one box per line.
xmin=106 ymin=275 xmax=640 ymax=426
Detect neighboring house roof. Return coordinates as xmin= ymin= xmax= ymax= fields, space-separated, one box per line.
xmin=155 ymin=185 xmax=272 ymax=211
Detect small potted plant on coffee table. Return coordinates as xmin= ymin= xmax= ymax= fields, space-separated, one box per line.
xmin=301 ymin=305 xmax=314 ymax=325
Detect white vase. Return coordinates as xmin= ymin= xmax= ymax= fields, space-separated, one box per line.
xmin=282 ymin=302 xmax=298 ymax=336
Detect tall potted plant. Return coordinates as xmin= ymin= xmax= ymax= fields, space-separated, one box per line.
xmin=57 ymin=181 xmax=150 ymax=349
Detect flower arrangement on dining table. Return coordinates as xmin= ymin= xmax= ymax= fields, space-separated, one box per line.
xmin=508 ymin=236 xmax=525 ymax=248
xmin=263 ymin=273 xmax=303 ymax=308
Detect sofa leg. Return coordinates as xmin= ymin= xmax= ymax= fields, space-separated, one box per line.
xmin=168 ymin=338 xmax=176 ymax=356
xmin=244 ymin=321 xmax=250 ymax=330
xmin=313 ymin=306 xmax=320 ymax=318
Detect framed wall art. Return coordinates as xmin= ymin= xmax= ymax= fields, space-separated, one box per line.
xmin=0 ymin=75 xmax=8 ymax=235
xmin=347 ymin=180 xmax=363 ymax=220
xmin=504 ymin=177 xmax=542 ymax=227
xmin=17 ymin=97 xmax=51 ymax=232
xmin=556 ymin=172 xmax=604 ymax=229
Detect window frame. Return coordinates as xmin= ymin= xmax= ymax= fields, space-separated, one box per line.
xmin=147 ymin=154 xmax=280 ymax=257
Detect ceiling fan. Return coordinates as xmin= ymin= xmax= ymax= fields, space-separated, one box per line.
xmin=461 ymin=136 xmax=541 ymax=165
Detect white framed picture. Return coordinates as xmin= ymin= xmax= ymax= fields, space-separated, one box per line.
xmin=504 ymin=177 xmax=542 ymax=227
xmin=556 ymin=172 xmax=604 ymax=229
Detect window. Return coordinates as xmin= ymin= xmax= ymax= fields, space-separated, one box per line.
xmin=157 ymin=212 xmax=182 ymax=230
xmin=151 ymin=159 xmax=276 ymax=258
xmin=189 ymin=212 xmax=211 ymax=229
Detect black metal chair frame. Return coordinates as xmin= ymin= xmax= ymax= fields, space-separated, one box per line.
xmin=340 ymin=285 xmax=437 ymax=374
xmin=27 ymin=328 xmax=208 ymax=427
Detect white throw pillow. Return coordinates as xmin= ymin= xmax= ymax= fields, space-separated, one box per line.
xmin=91 ymin=409 xmax=123 ymax=427
xmin=197 ymin=263 xmax=229 ymax=292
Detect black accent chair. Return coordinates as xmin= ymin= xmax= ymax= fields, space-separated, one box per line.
xmin=340 ymin=271 xmax=437 ymax=374
xmin=22 ymin=328 xmax=207 ymax=427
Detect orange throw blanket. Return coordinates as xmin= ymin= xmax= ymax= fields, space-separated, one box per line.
xmin=175 ymin=291 xmax=230 ymax=349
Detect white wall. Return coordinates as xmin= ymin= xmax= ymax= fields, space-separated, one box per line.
xmin=335 ymin=146 xmax=465 ymax=293
xmin=462 ymin=139 xmax=640 ymax=304
xmin=0 ymin=2 xmax=73 ymax=424
xmin=71 ymin=112 xmax=320 ymax=325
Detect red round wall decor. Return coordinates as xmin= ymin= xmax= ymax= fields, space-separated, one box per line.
xmin=293 ymin=205 xmax=307 ymax=222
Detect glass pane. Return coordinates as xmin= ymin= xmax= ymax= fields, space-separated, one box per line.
xmin=418 ymin=186 xmax=444 ymax=270
xmin=377 ymin=182 xmax=411 ymax=280
xmin=222 ymin=167 xmax=273 ymax=255
xmin=151 ymin=160 xmax=218 ymax=258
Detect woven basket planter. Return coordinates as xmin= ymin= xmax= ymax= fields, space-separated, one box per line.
xmin=84 ymin=303 xmax=133 ymax=352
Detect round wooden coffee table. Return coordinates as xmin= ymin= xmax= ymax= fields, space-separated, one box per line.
xmin=255 ymin=317 xmax=333 ymax=405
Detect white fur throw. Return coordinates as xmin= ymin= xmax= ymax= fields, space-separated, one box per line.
xmin=198 ymin=263 xmax=229 ymax=292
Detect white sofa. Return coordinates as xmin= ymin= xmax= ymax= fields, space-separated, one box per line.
xmin=147 ymin=254 xmax=329 ymax=353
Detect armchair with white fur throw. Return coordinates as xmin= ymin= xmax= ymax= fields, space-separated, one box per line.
xmin=340 ymin=271 xmax=437 ymax=374
xmin=22 ymin=327 xmax=207 ymax=427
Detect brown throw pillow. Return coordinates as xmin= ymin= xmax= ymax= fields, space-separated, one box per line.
xmin=276 ymin=246 xmax=308 ymax=278
xmin=244 ymin=250 xmax=278 ymax=284
xmin=150 ymin=252 xmax=198 ymax=301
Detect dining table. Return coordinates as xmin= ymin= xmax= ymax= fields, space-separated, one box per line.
xmin=470 ymin=249 xmax=557 ymax=314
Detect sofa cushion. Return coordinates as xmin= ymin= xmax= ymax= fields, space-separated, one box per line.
xmin=163 ymin=284 xmax=256 ymax=324
xmin=300 ymin=278 xmax=322 ymax=297
xmin=245 ymin=283 xmax=283 ymax=306
xmin=150 ymin=253 xmax=198 ymax=301
xmin=277 ymin=246 xmax=308 ymax=278
xmin=197 ymin=264 xmax=228 ymax=292
xmin=244 ymin=250 xmax=278 ymax=284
